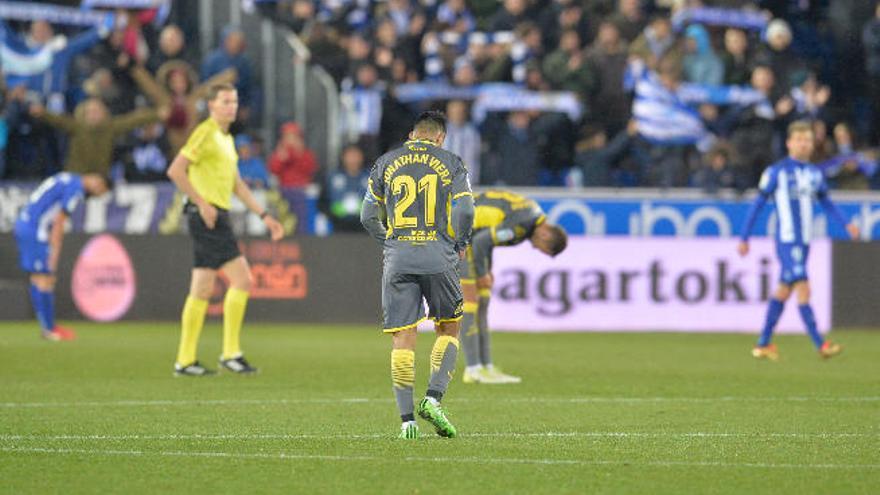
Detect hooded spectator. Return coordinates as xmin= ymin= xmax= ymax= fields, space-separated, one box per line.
xmin=683 ymin=24 xmax=724 ymax=85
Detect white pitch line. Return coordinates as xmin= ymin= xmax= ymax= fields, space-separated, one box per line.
xmin=1 ymin=396 xmax=878 ymax=409
xmin=0 ymin=432 xmax=877 ymax=441
xmin=1 ymin=446 xmax=878 ymax=470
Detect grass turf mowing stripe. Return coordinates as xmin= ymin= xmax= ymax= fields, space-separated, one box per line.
xmin=2 ymin=446 xmax=879 ymax=470
xmin=1 ymin=396 xmax=878 ymax=408
xmin=1 ymin=432 xmax=878 ymax=441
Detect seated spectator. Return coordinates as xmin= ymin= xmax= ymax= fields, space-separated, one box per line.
xmin=269 ymin=122 xmax=318 ymax=188
xmin=683 ymin=24 xmax=724 ymax=86
xmin=131 ymin=59 xmax=237 ymax=154
xmin=323 ymin=144 xmax=370 ymax=232
xmin=29 ymin=98 xmax=166 ymax=178
xmin=236 ymin=134 xmax=271 ymax=188
xmin=122 ymin=122 xmax=171 ymax=182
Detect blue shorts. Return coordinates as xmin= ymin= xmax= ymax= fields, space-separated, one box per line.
xmin=776 ymin=243 xmax=809 ymax=285
xmin=14 ymin=230 xmax=50 ymax=274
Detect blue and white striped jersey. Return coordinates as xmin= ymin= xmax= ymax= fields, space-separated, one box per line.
xmin=15 ymin=172 xmax=83 ymax=242
xmin=741 ymin=157 xmax=847 ymax=245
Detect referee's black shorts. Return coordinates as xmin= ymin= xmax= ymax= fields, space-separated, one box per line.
xmin=186 ymin=203 xmax=241 ymax=269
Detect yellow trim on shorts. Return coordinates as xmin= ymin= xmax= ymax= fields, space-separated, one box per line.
xmin=434 ymin=315 xmax=463 ymax=324
xmin=460 ymin=278 xmax=476 ymax=284
xmin=478 ymin=288 xmax=492 ymax=298
xmin=383 ymin=317 xmax=427 ymax=334
xmin=462 ymin=302 xmax=478 ymax=313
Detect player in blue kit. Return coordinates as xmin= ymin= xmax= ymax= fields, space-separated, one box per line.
xmin=738 ymin=121 xmax=859 ymax=360
xmin=13 ymin=172 xmax=110 ymax=341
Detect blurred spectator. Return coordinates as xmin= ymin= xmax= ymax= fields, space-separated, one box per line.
xmin=639 ymin=60 xmax=696 ymax=187
xmin=809 ymin=119 xmax=835 ymax=163
xmin=533 ymin=111 xmax=576 ymax=185
xmin=483 ymin=111 xmax=540 ymax=185
xmin=542 ymin=30 xmax=597 ymax=103
xmin=820 ymin=122 xmax=877 ymax=190
xmin=629 ymin=15 xmax=682 ymax=70
xmin=692 ymin=141 xmax=749 ymax=194
xmin=344 ymin=33 xmax=373 ymax=80
xmin=341 ymin=63 xmax=385 ymax=160
xmin=436 ymin=0 xmax=476 ymax=39
xmin=789 ymin=72 xmax=831 ymax=121
xmin=384 ymin=0 xmax=418 ymax=37
xmin=131 ymin=60 xmax=237 ymax=154
xmin=724 ymin=65 xmax=780 ymax=183
xmin=0 ymin=19 xmax=109 ymax=110
xmin=443 ymin=99 xmax=481 ymax=183
xmin=488 ymin=0 xmax=529 ymax=32
xmin=149 ymin=24 xmax=196 ymax=70
xmin=863 ymin=3 xmax=880 ymax=144
xmin=278 ymin=0 xmax=317 ymax=33
xmin=323 ymin=144 xmax=370 ymax=232
xmin=201 ymin=25 xmax=256 ymax=125
xmin=721 ymin=28 xmax=750 ymax=86
xmin=29 ymin=98 xmax=164 ymax=178
xmin=269 ymin=122 xmax=318 ymax=188
xmin=305 ymin=24 xmax=348 ymax=84
xmin=682 ymin=24 xmax=724 ymax=85
xmin=121 ymin=122 xmax=171 ymax=182
xmin=117 ymin=8 xmax=154 ymax=66
xmin=236 ymin=134 xmax=270 ymax=188
xmin=539 ymin=0 xmax=590 ymax=54
xmin=755 ymin=19 xmax=806 ymax=99
xmin=609 ymin=0 xmax=646 ymax=43
xmin=587 ymin=21 xmax=630 ymax=135
xmin=572 ymin=120 xmax=640 ymax=187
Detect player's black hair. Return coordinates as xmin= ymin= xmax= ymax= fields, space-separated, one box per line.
xmin=412 ymin=110 xmax=447 ymax=136
xmin=545 ymin=224 xmax=568 ymax=257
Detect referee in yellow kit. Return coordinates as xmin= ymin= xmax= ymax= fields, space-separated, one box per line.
xmin=166 ymin=83 xmax=283 ymax=376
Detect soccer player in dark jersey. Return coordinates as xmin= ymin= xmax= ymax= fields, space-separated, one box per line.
xmin=14 ymin=172 xmax=109 ymax=340
xmin=361 ymin=111 xmax=474 ymax=439
xmin=459 ymin=190 xmax=567 ymax=384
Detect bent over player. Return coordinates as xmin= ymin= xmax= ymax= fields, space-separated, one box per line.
xmin=14 ymin=172 xmax=109 ymax=341
xmin=460 ymin=190 xmax=567 ymax=384
xmin=739 ymin=120 xmax=859 ymax=360
xmin=361 ymin=111 xmax=474 ymax=439
xmin=166 ymin=83 xmax=283 ymax=376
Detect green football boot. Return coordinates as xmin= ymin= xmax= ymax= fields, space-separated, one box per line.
xmin=417 ymin=398 xmax=457 ymax=438
xmin=398 ymin=421 xmax=420 ymax=439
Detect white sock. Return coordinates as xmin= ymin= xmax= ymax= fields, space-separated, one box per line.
xmin=466 ymin=365 xmax=484 ymax=373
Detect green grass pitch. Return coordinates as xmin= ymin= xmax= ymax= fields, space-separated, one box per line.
xmin=0 ymin=322 xmax=878 ymax=494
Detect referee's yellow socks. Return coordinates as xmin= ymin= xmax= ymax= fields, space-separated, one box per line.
xmin=222 ymin=287 xmax=249 ymax=360
xmin=176 ymin=295 xmax=208 ymax=366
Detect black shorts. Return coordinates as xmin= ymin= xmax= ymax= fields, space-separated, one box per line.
xmin=186 ymin=204 xmax=241 ymax=269
xmin=382 ymin=267 xmax=463 ymax=333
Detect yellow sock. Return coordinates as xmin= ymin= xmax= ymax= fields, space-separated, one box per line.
xmin=222 ymin=287 xmax=249 ymax=359
xmin=430 ymin=336 xmax=460 ymax=373
xmin=391 ymin=349 xmax=416 ymax=389
xmin=176 ymin=296 xmax=208 ymax=366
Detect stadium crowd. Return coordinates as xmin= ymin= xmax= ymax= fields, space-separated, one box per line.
xmin=2 ymin=0 xmax=880 ymax=203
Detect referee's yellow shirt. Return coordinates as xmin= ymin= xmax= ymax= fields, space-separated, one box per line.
xmin=180 ymin=117 xmax=238 ymax=210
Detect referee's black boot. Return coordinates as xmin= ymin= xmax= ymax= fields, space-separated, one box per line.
xmin=174 ymin=361 xmax=216 ymax=377
xmin=219 ymin=355 xmax=258 ymax=374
